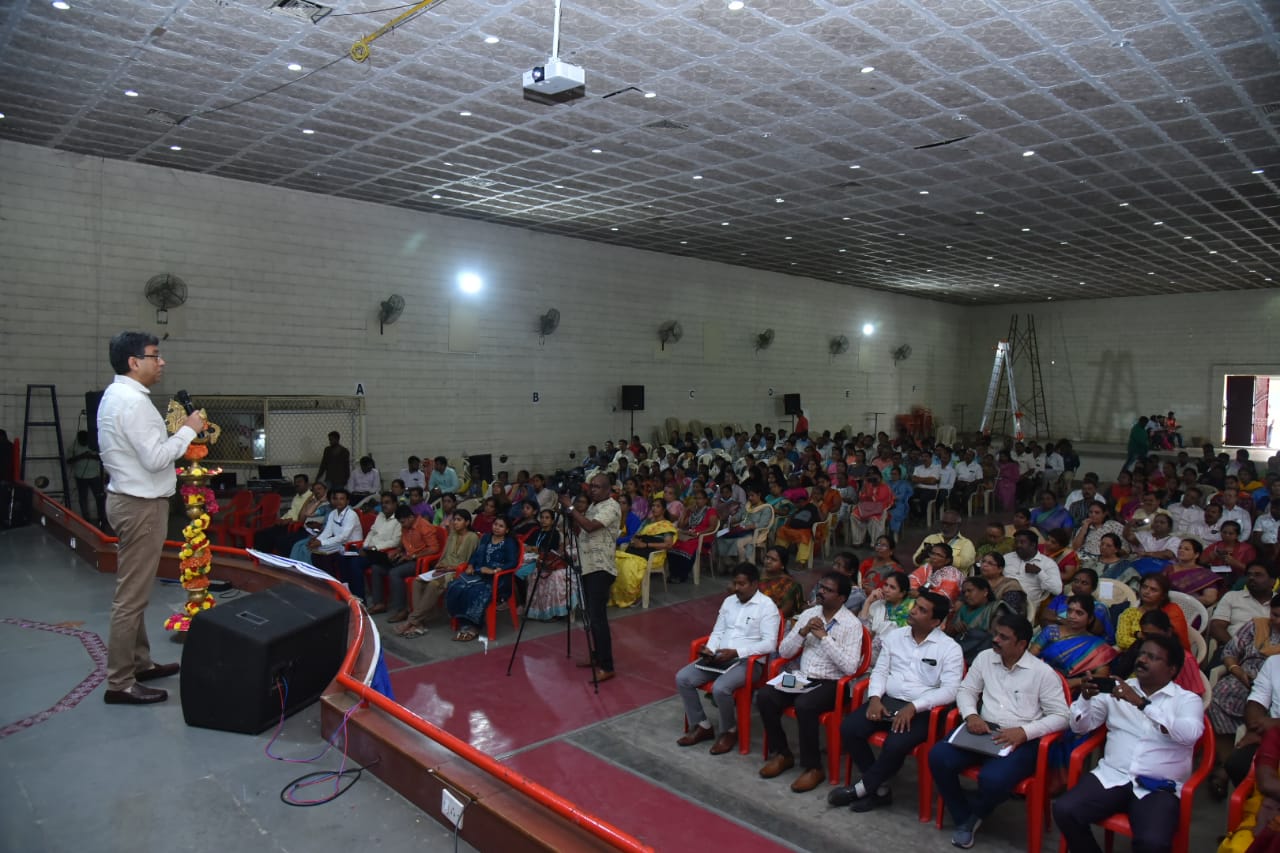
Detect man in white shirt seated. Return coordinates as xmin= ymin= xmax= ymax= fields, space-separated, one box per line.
xmin=1252 ymin=500 xmax=1280 ymax=563
xmin=952 ymin=449 xmax=983 ymax=513
xmin=936 ymin=446 xmax=958 ymax=509
xmin=306 ymin=487 xmax=361 ymax=575
xmin=1185 ymin=501 xmax=1225 ymax=545
xmin=928 ymin=615 xmax=1069 ymax=849
xmin=1219 ymin=486 xmax=1254 ymax=540
xmin=829 ymin=592 xmax=963 ymax=812
xmin=756 ymin=572 xmax=865 ymax=793
xmin=1053 ymin=633 xmax=1204 ymax=853
xmin=1208 ymin=565 xmax=1277 ymax=657
xmin=398 ymin=455 xmax=426 ymax=491
xmin=675 ymin=563 xmax=781 ymax=755
xmin=1065 ymin=474 xmax=1100 ymax=513
xmin=909 ymin=454 xmax=942 ymax=520
xmin=347 ymin=455 xmax=381 ymax=503
xmin=1166 ymin=486 xmax=1205 ymax=535
xmin=1002 ymin=529 xmax=1062 ymax=616
xmin=718 ymin=426 xmax=736 ymax=452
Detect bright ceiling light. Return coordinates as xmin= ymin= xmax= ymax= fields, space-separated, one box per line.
xmin=860 ymin=66 xmax=874 ymax=73
xmin=124 ymin=89 xmax=139 ymax=97
xmin=458 ymin=272 xmax=483 ymax=294
xmin=459 ymin=110 xmax=472 ymax=116
xmin=301 ymin=128 xmax=315 ymax=134
xmin=1022 ymin=150 xmax=1035 ymax=157
xmin=287 ymin=62 xmax=303 ymax=71
xmin=692 ymin=175 xmax=703 ymax=180
xmin=861 ymin=323 xmax=875 ymax=336
xmin=0 ymin=112 xmax=6 ymax=119
xmin=727 ymin=0 xmax=744 ymax=9
xmin=590 ymin=148 xmax=602 ymax=154
xmin=51 ymin=1 xmax=70 ymax=8
xmin=644 ymin=91 xmax=657 ymax=98
xmin=484 ymin=35 xmax=500 ymax=44
xmin=431 ymin=194 xmax=442 ymax=199
xmin=169 ymin=145 xmax=182 ymax=151
xmin=1253 ymin=169 xmax=1265 ymax=175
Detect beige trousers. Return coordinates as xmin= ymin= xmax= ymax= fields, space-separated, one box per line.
xmin=105 ymin=493 xmax=170 ymax=690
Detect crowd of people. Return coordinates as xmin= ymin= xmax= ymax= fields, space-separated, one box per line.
xmin=252 ymin=419 xmax=1280 ymax=850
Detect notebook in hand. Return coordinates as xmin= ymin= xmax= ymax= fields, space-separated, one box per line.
xmin=880 ymin=696 xmax=911 ymax=717
xmin=695 ymin=656 xmax=742 ymax=675
xmin=947 ymin=722 xmax=1013 ymax=757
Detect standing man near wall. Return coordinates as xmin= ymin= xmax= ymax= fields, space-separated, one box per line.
xmin=97 ymin=332 xmax=204 ymax=705
xmin=561 ymin=474 xmax=622 ymax=683
xmin=316 ymin=430 xmax=350 ymax=490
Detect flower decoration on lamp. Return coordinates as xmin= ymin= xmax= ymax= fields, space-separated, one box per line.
xmin=163 ymin=400 xmax=222 ymax=632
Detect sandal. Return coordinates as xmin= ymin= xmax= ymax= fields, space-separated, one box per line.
xmin=453 ymin=628 xmax=478 ymax=642
xmin=400 ymin=626 xmax=428 ymax=639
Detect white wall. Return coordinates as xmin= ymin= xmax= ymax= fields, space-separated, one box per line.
xmin=0 ymin=140 xmax=977 ymax=480
xmin=962 ymin=293 xmax=1280 ymax=447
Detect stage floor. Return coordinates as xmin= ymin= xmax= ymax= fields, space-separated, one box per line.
xmin=2 ymin=515 xmax=1231 ymax=853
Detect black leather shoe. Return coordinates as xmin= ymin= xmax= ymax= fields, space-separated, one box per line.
xmin=104 ymin=683 xmax=168 ymax=705
xmin=135 ymin=662 xmax=180 ymax=682
xmin=827 ymin=786 xmax=858 ymax=807
xmin=850 ymin=789 xmax=892 ymax=813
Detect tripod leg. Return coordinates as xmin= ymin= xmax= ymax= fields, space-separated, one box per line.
xmin=506 ymin=564 xmax=541 ymax=676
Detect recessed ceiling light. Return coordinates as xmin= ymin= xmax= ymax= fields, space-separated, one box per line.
xmin=1183 ymin=235 xmax=1192 ymax=240
xmin=975 ymin=210 xmax=984 ymax=215
xmin=1253 ymin=169 xmax=1265 ymax=175
xmin=679 ymin=240 xmax=687 ymax=245
xmin=644 ymin=92 xmax=656 ymax=99
xmin=986 ymin=256 xmax=993 ymax=260
xmin=849 ymin=164 xmax=861 ymax=170
xmin=1060 ymin=241 xmax=1068 ymax=245
xmin=610 ymin=227 xmax=619 ymax=232
xmin=784 ymin=236 xmax=793 ymax=240
xmin=720 ymin=222 xmax=729 ymax=226
xmin=1021 ymin=228 xmax=1030 ymax=232
xmin=0 ymin=112 xmax=6 ymax=119
xmin=431 ymin=194 xmax=442 ymax=199
xmin=301 ymin=128 xmax=314 ymax=134
xmin=919 ymin=190 xmax=929 ymax=195
xmin=1148 ymin=271 xmax=1155 ymax=275
xmin=124 ymin=89 xmax=139 ymax=97
xmin=590 ymin=148 xmax=602 ymax=154
xmin=459 ymin=111 xmax=472 ymax=117
xmin=1118 ymin=202 xmax=1129 ymax=207
xmin=860 ymin=66 xmax=874 ymax=73
xmin=727 ymin=0 xmax=744 ymax=9
xmin=553 ymin=184 xmax=565 ymax=189
xmin=1209 ymin=250 xmax=1218 ymax=254
xmin=842 ymin=216 xmax=850 ymax=221
xmin=775 ymin=198 xmax=784 ymax=203
xmin=169 ymin=145 xmax=182 ymax=151
xmin=1022 ymin=150 xmax=1035 ymax=157
xmin=1047 ymin=297 xmax=1053 ymax=301
xmin=484 ymin=35 xmax=500 ymax=44
xmin=51 ymin=1 xmax=70 ymax=8
xmin=692 ymin=175 xmax=703 ymax=180
xmin=1153 ymin=220 xmax=1164 ymax=225
xmin=1079 ymin=281 xmax=1085 ymax=285
xmin=839 ymin=249 xmax=847 ymax=253
xmin=993 ymin=283 xmax=1000 ymax=287
xmin=287 ymin=62 xmax=303 ymax=72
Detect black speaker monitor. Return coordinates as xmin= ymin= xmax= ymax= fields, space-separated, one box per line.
xmin=180 ymin=583 xmax=349 ymax=734
xmin=620 ymin=385 xmax=645 ymax=411
xmin=784 ymin=393 xmax=802 ymax=416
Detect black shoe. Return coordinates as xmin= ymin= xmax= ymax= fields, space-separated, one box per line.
xmin=103 ymin=683 xmax=168 ymax=705
xmin=827 ymin=786 xmax=858 ymax=807
xmin=850 ymin=789 xmax=892 ymax=813
xmin=135 ymin=662 xmax=180 ymax=682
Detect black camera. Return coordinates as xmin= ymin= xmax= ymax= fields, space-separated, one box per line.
xmin=549 ymin=467 xmax=585 ymax=496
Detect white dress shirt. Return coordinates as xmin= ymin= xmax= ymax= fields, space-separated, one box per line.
xmin=869 ymin=625 xmax=963 ymax=711
xmin=1166 ymin=502 xmax=1205 ymax=534
xmin=1184 ymin=518 xmax=1224 ymax=545
xmin=956 ymin=461 xmax=983 ymax=484
xmin=398 ymin=468 xmax=427 ymax=490
xmin=1003 ymin=551 xmax=1063 ymax=612
xmin=937 ymin=464 xmax=958 ymax=491
xmin=912 ymin=463 xmax=941 ymax=491
xmin=1069 ymin=679 xmax=1204 ymax=796
xmin=706 ymin=590 xmax=781 ymax=660
xmin=349 ymin=466 xmax=381 ymax=494
xmin=779 ymin=604 xmax=864 ymax=681
xmin=1254 ymin=514 xmax=1280 ymax=545
xmin=314 ymin=506 xmax=361 ymax=554
xmin=1214 ymin=589 xmax=1272 ymax=639
xmin=1221 ymin=505 xmax=1253 ymax=540
xmin=1248 ymin=654 xmax=1280 ymax=717
xmin=96 ymin=375 xmax=195 ymax=499
xmin=957 ymin=649 xmax=1069 ymax=741
xmin=364 ymin=510 xmax=402 ymax=551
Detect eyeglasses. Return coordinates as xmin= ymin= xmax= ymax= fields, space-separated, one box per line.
xmin=134 ymin=353 xmax=162 ymax=360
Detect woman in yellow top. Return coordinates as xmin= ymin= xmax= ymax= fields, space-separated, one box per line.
xmin=610 ymin=500 xmax=676 ymax=608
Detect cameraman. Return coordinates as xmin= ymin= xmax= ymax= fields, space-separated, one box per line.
xmin=561 ymin=473 xmax=622 ymax=682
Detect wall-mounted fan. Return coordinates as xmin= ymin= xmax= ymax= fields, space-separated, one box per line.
xmin=378 ymin=294 xmax=404 ymax=334
xmin=755 ymin=328 xmax=775 ymax=351
xmin=829 ymin=334 xmax=850 ymax=355
xmin=145 ymin=274 xmax=188 ymax=323
xmin=891 ymin=343 xmax=913 ymax=365
xmin=539 ymin=307 xmax=561 ymax=339
xmin=658 ymin=320 xmax=684 ymax=350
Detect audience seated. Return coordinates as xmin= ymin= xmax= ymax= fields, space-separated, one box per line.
xmin=368 ymin=502 xmax=443 ymax=622
xmin=858 ymin=534 xmax=903 ymax=592
xmin=1003 ymin=529 xmax=1063 ymax=618
xmin=301 ymin=487 xmax=359 ymax=574
xmin=830 ymin=591 xmax=963 ymax=812
xmin=756 ymin=572 xmax=863 ymax=793
xmin=909 ymin=541 xmax=964 ymax=604
xmin=1110 ymin=609 xmax=1205 ymax=696
xmin=1166 ymin=537 xmax=1225 ymax=608
xmin=397 ymin=510 xmax=478 ymax=637
xmin=1210 ymin=594 xmax=1280 ymax=795
xmin=521 ymin=509 xmax=571 ymax=622
xmin=929 ymin=614 xmax=1069 ymax=848
xmin=348 ymin=455 xmax=381 ymax=504
xmin=667 ymin=487 xmax=718 ymax=584
xmin=444 ymin=516 xmax=519 ymax=642
xmin=398 ymin=455 xmax=426 ymax=491
xmin=1040 ymin=568 xmax=1114 ymax=640
xmin=1116 ymin=573 xmax=1190 ymax=653
xmin=1029 ymin=490 xmax=1073 ymax=536
xmin=1029 ymin=593 xmax=1116 ymax=694
xmin=428 ymin=455 xmax=460 ymax=497
xmin=848 ymin=467 xmax=894 ymax=547
xmin=676 ymin=563 xmax=781 ymax=755
xmin=912 ymin=510 xmax=976 ymax=573
xmin=1052 ymin=633 xmax=1204 ymax=853
xmin=359 ymin=493 xmax=408 ymax=602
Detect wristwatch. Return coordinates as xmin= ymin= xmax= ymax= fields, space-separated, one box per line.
xmin=1137 ymin=696 xmax=1151 ymax=711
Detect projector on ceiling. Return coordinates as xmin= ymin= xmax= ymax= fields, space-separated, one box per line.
xmin=522 ymin=60 xmax=586 ymax=105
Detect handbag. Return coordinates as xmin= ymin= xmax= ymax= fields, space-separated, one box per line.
xmin=537 ymin=549 xmax=568 ymax=577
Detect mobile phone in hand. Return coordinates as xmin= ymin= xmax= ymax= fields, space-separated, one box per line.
xmin=1092 ymin=676 xmax=1117 ymax=693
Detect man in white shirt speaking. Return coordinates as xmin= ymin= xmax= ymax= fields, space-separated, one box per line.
xmin=1053 ymin=633 xmax=1204 ymax=853
xmin=675 ymin=563 xmax=780 ymax=755
xmin=97 ymin=332 xmax=204 ymax=705
xmin=929 ymin=614 xmax=1069 ymax=848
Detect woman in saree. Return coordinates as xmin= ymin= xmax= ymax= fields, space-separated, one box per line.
xmin=1114 ymin=572 xmax=1189 ymax=651
xmin=1209 ymin=596 xmax=1280 ymax=798
xmin=1165 ymin=536 xmax=1225 ymax=608
xmin=909 ymin=540 xmax=964 ymax=604
xmin=994 ymin=449 xmax=1020 ymax=511
xmin=714 ymin=484 xmax=771 ymax=564
xmin=1030 ymin=593 xmax=1117 ymax=694
xmin=1038 ymin=567 xmax=1115 ymax=642
xmin=758 ymin=546 xmax=806 ymax=621
xmin=610 ymin=500 xmax=676 ymax=608
xmin=1038 ymin=527 xmax=1080 ymax=585
xmin=509 ymin=499 xmax=539 ymax=538
xmin=765 ymin=478 xmax=794 ymax=538
xmin=1030 ymin=490 xmax=1073 ymax=536
xmin=1083 ymin=531 xmax=1140 ymax=593
xmin=666 ymin=488 xmax=718 ymax=583
xmin=523 ymin=510 xmax=573 ymax=622
xmin=624 ymin=478 xmax=649 ymax=523
xmin=775 ymin=486 xmax=823 ymax=563
xmin=445 ymin=516 xmax=520 ymax=642
xmin=860 ymin=570 xmax=913 ymax=663
xmin=515 ymin=508 xmax=560 ymax=606
xmin=1070 ymin=500 xmax=1126 ymax=562
xmin=395 ymin=509 xmax=478 ymax=638
xmin=948 ymin=576 xmax=1008 ymax=664
xmin=858 ymin=533 xmax=903 ymax=593
xmin=1202 ymin=520 xmax=1256 ymax=580
xmin=471 ymin=496 xmax=499 ymax=536
xmin=978 ymin=551 xmax=1028 ymax=619
xmin=614 ymin=494 xmax=645 ymax=548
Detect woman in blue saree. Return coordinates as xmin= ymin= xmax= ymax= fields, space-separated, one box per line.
xmin=1030 ymin=489 xmax=1073 ymax=536
xmin=1038 ymin=568 xmax=1116 ymax=643
xmin=446 ymin=516 xmax=520 ymax=642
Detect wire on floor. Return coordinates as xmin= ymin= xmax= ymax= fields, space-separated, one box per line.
xmin=265 ymin=675 xmax=379 ymax=806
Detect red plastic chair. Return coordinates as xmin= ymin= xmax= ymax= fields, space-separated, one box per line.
xmin=209 ymin=490 xmax=253 ymax=545
xmin=762 ymin=623 xmax=873 ymax=784
xmin=847 ymin=678 xmax=955 ymax=822
xmin=228 ymin=492 xmax=281 ymax=549
xmin=1056 ymin=715 xmax=1215 ymax=853
xmin=451 ymin=542 xmax=524 ymax=641
xmin=404 ymin=528 xmax=448 ymax=610
xmin=936 ymin=673 xmax=1071 ymax=853
xmin=684 ymin=613 xmax=785 ymax=755
xmin=1228 ymin=767 xmax=1257 ymax=837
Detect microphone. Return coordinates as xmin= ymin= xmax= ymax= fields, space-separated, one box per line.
xmin=176 ymin=389 xmax=197 ymax=415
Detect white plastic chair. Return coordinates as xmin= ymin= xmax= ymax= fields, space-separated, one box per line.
xmin=1095 ymin=578 xmax=1138 ymax=610
xmin=640 ymin=551 xmax=668 ymax=609
xmin=1169 ymin=590 xmax=1210 ymax=634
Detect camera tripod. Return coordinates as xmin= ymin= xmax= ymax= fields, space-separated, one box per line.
xmin=505 ymin=507 xmax=602 ymax=692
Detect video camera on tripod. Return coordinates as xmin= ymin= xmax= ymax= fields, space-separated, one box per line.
xmin=549 ymin=467 xmax=586 ymax=496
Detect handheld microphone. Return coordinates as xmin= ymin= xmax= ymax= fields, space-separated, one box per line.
xmin=175 ymin=389 xmax=197 ymax=415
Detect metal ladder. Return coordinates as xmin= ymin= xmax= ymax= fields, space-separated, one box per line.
xmin=21 ymin=384 xmax=70 ymax=504
xmin=978 ymin=315 xmax=1050 ymax=441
